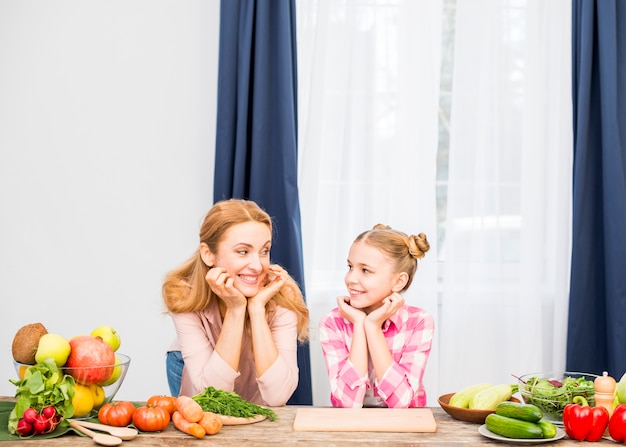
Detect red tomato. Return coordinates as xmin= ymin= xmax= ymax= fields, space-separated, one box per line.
xmin=132 ymin=405 xmax=171 ymax=432
xmin=98 ymin=401 xmax=136 ymax=427
xmin=146 ymin=395 xmax=177 ymax=416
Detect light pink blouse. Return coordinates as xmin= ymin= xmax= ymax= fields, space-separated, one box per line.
xmin=168 ymin=298 xmax=299 ymax=406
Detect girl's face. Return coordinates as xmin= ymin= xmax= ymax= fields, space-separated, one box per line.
xmin=344 ymin=240 xmax=404 ymax=313
xmin=211 ymin=221 xmax=272 ymax=298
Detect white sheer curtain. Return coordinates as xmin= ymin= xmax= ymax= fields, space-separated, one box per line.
xmin=439 ymin=0 xmax=572 ymax=392
xmin=296 ymin=0 xmax=442 ymax=405
xmin=296 ymin=0 xmax=572 ymax=406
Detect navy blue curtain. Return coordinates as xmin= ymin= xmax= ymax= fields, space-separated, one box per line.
xmin=213 ymin=0 xmax=312 ymax=405
xmin=567 ymin=0 xmax=626 ymax=376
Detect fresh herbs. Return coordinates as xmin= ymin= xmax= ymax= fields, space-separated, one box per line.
xmin=7 ymin=359 xmax=75 ymax=434
xmin=192 ymin=387 xmax=277 ymax=421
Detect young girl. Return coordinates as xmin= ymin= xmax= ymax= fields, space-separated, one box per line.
xmin=319 ymin=224 xmax=434 ymax=408
xmin=163 ymin=199 xmax=309 ymax=406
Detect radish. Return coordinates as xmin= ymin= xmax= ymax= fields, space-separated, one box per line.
xmin=42 ymin=406 xmax=56 ymax=420
xmin=16 ymin=419 xmax=33 ymax=437
xmin=33 ymin=413 xmax=52 ymax=434
xmin=22 ymin=407 xmax=38 ymax=424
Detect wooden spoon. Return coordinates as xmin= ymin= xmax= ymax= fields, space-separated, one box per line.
xmin=70 ymin=420 xmax=138 ymax=440
xmin=69 ymin=420 xmax=123 ymax=446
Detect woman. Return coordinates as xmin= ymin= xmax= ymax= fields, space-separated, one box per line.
xmin=163 ymin=199 xmax=309 ymax=406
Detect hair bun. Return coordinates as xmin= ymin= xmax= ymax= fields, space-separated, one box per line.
xmin=372 ymin=223 xmax=391 ymax=230
xmin=408 ymin=233 xmax=430 ymax=259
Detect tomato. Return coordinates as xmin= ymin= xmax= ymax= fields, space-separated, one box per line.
xmin=132 ymin=405 xmax=171 ymax=432
xmin=146 ymin=395 xmax=177 ymax=416
xmin=98 ymin=401 xmax=136 ymax=427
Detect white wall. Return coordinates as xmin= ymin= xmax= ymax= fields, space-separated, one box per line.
xmin=0 ymin=1 xmax=220 ymax=401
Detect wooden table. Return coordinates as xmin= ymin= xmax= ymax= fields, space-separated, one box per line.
xmin=1 ymin=403 xmax=617 ymax=446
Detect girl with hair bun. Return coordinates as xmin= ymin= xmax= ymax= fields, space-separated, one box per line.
xmin=319 ymin=224 xmax=434 ymax=408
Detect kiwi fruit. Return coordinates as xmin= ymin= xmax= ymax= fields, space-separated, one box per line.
xmin=12 ymin=322 xmax=48 ymax=364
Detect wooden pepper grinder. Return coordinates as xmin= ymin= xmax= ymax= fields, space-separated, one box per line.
xmin=594 ymin=371 xmax=616 ymax=420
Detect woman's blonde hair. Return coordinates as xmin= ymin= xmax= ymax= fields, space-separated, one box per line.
xmin=354 ymin=224 xmax=430 ymax=291
xmin=162 ymin=199 xmax=309 ymax=341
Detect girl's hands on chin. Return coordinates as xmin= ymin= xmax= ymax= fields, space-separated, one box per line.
xmin=205 ymin=267 xmax=247 ymax=308
xmin=336 ymin=296 xmax=366 ymax=324
xmin=247 ymin=264 xmax=287 ymax=310
xmin=366 ymin=292 xmax=404 ymax=326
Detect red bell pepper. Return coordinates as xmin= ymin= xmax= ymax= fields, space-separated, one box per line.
xmin=609 ymin=403 xmax=626 ymax=443
xmin=563 ymin=396 xmax=609 ymax=441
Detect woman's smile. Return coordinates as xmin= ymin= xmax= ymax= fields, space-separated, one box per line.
xmin=238 ymin=273 xmax=261 ymax=284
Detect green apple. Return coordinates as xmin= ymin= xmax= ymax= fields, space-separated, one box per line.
xmin=616 ymin=371 xmax=626 ymax=404
xmin=99 ymin=355 xmax=123 ymax=386
xmin=91 ymin=325 xmax=121 ymax=352
xmin=35 ymin=333 xmax=71 ymax=366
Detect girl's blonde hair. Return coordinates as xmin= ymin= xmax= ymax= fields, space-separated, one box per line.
xmin=162 ymin=199 xmax=309 ymax=341
xmin=355 ymin=224 xmax=430 ymax=291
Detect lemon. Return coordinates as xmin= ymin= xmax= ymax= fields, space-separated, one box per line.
xmin=72 ymin=383 xmax=94 ymax=418
xmin=89 ymin=384 xmax=105 ymax=409
xmin=99 ymin=356 xmax=122 ymax=386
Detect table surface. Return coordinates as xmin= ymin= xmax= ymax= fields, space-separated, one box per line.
xmin=0 ymin=400 xmax=616 ymax=446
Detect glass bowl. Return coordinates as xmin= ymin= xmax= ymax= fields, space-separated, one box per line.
xmin=14 ymin=353 xmax=131 ymax=419
xmin=517 ymin=371 xmax=598 ymax=424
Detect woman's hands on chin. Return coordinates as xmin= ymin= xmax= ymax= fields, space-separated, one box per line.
xmin=205 ymin=267 xmax=247 ymax=308
xmin=247 ymin=264 xmax=287 ymax=311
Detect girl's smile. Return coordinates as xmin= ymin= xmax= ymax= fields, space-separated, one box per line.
xmin=344 ymin=241 xmax=401 ymax=312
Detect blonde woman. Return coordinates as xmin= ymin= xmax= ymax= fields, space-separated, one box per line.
xmin=163 ymin=199 xmax=309 ymax=406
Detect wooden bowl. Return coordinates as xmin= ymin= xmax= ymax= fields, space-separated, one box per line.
xmin=438 ymin=392 xmax=520 ymax=424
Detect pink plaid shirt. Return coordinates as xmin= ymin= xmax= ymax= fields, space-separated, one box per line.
xmin=319 ymin=304 xmax=434 ymax=408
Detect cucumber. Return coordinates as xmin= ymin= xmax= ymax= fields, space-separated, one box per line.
xmin=537 ymin=419 xmax=557 ymax=439
xmin=495 ymin=401 xmax=542 ymax=422
xmin=485 ymin=414 xmax=543 ymax=439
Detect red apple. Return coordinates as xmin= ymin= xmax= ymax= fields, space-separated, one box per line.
xmin=65 ymin=335 xmax=115 ymax=385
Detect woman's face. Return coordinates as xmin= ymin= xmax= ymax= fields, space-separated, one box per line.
xmin=212 ymin=221 xmax=272 ymax=298
xmin=344 ymin=241 xmax=401 ymax=313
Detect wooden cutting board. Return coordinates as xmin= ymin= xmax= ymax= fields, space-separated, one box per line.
xmin=293 ymin=407 xmax=437 ymax=432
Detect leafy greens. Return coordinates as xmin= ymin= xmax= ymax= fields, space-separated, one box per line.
xmin=520 ymin=375 xmax=595 ymax=419
xmin=7 ymin=359 xmax=75 ymax=434
xmin=192 ymin=386 xmax=277 ymax=421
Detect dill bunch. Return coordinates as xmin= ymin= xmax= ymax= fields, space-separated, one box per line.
xmin=192 ymin=386 xmax=277 ymax=421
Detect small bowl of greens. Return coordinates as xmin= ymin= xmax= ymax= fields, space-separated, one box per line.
xmin=517 ymin=371 xmax=598 ymax=424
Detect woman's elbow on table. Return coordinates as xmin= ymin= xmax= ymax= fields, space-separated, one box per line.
xmin=259 ymin=367 xmax=299 ymax=406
